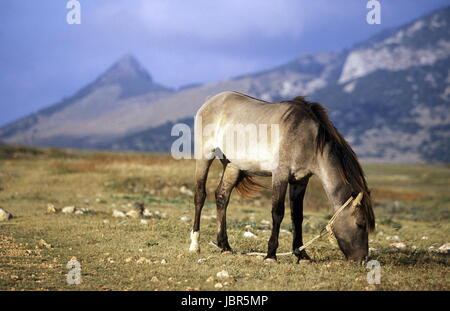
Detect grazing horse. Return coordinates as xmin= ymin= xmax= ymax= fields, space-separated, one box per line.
xmin=189 ymin=91 xmax=375 ymax=263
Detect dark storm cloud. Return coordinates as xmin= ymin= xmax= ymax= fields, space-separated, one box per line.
xmin=0 ymin=0 xmax=449 ymax=125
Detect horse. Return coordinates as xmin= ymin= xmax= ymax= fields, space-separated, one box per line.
xmin=188 ymin=91 xmax=375 ymax=263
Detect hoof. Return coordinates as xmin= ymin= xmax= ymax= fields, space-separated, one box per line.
xmin=294 ymin=249 xmax=312 ymax=263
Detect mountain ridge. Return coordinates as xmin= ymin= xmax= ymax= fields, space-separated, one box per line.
xmin=1 ymin=6 xmax=449 ymax=162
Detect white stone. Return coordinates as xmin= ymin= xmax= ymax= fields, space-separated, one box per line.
xmin=62 ymin=206 xmax=76 ymax=214
xmin=438 ymin=243 xmax=450 ymax=253
xmin=0 ymin=208 xmax=13 ymax=221
xmin=243 ymin=231 xmax=257 ymax=238
xmin=390 ymin=242 xmax=406 ymax=249
xmin=180 ymin=216 xmax=191 ymax=222
xmin=216 ymin=270 xmax=230 ymax=279
xmin=112 ymin=210 xmax=126 ymax=218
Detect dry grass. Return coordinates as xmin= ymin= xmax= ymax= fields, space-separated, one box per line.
xmin=0 ymin=145 xmax=448 ymax=291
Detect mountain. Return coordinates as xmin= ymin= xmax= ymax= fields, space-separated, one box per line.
xmin=106 ymin=6 xmax=450 ymax=163
xmin=0 ymin=55 xmax=173 ymax=148
xmin=1 ymin=6 xmax=450 ymax=162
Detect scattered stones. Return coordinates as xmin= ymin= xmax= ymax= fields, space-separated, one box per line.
xmin=180 ymin=216 xmax=191 ymax=222
xmin=260 ymin=219 xmax=270 ymax=225
xmin=214 ymin=282 xmax=223 ymax=289
xmin=62 ymin=206 xmax=76 ymax=214
xmin=47 ymin=204 xmax=57 ymax=213
xmin=180 ymin=185 xmax=194 ymax=197
xmin=38 ymin=239 xmax=53 ymax=249
xmin=112 ymin=210 xmax=127 ymax=218
xmin=0 ymin=207 xmax=13 ymax=221
xmin=216 ymin=270 xmax=230 ymax=279
xmin=390 ymin=242 xmax=406 ymax=249
xmin=243 ymin=231 xmax=257 ymax=238
xmin=197 ymin=258 xmax=207 ymax=264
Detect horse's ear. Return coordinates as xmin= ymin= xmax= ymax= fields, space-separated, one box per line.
xmin=351 ymin=192 xmax=363 ymax=207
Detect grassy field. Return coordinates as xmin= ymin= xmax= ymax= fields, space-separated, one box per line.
xmin=0 ymin=145 xmax=448 ymax=291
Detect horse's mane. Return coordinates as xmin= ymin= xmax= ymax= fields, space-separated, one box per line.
xmin=286 ymin=96 xmax=375 ymax=232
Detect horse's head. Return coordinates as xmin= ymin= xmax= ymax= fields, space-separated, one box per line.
xmin=332 ymin=193 xmax=369 ymax=263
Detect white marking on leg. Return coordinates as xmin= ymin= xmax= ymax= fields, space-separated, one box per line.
xmin=189 ymin=230 xmax=200 ymax=252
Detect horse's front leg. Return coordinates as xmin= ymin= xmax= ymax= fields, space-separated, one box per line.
xmin=215 ymin=165 xmax=240 ymax=252
xmin=265 ymin=172 xmax=288 ymax=261
xmin=289 ymin=178 xmax=312 ymax=263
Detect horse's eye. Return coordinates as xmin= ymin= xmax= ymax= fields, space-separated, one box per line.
xmin=357 ymin=223 xmax=366 ymax=230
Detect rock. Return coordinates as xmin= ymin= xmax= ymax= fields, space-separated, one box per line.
xmin=47 ymin=204 xmax=57 ymax=213
xmin=140 ymin=219 xmax=149 ymax=225
xmin=214 ymin=283 xmax=223 ymax=289
xmin=151 ymin=276 xmax=159 ymax=282
xmin=112 ymin=210 xmax=126 ymax=218
xmin=216 ymin=270 xmax=230 ymax=279
xmin=390 ymin=242 xmax=406 ymax=249
xmin=125 ymin=257 xmax=133 ymax=263
xmin=103 ymin=219 xmax=110 ymax=224
xmin=160 ymin=259 xmax=167 ymax=264
xmin=260 ymin=219 xmax=270 ymax=225
xmin=126 ymin=209 xmax=141 ymax=219
xmin=421 ymin=236 xmax=429 ymax=240
xmin=197 ymin=258 xmax=207 ymax=264
xmin=0 ymin=208 xmax=13 ymax=221
xmin=243 ymin=231 xmax=257 ymax=238
xmin=180 ymin=216 xmax=191 ymax=222
xmin=180 ymin=185 xmax=194 ymax=197
xmin=206 ymin=276 xmax=214 ymax=283
xmin=437 ymin=243 xmax=450 ymax=253
xmin=38 ymin=239 xmax=53 ymax=249
xmin=62 ymin=206 xmax=76 ymax=214
xmin=143 ymin=209 xmax=153 ymax=217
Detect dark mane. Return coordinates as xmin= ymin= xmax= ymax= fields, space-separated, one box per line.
xmin=287 ymin=96 xmax=375 ymax=232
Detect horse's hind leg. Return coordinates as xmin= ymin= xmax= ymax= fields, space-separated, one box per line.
xmin=266 ymin=170 xmax=289 ymax=261
xmin=289 ymin=177 xmax=312 ymax=262
xmin=215 ymin=164 xmax=240 ymax=252
xmin=189 ymin=158 xmax=213 ymax=252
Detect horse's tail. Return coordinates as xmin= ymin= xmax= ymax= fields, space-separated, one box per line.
xmin=235 ymin=171 xmax=268 ymax=198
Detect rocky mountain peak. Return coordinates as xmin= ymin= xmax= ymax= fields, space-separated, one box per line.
xmin=97 ymin=54 xmax=153 ymax=86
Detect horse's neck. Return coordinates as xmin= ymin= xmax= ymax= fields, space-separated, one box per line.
xmin=315 ymin=150 xmax=353 ymax=211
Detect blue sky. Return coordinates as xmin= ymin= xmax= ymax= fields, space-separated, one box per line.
xmin=0 ymin=0 xmax=449 ymax=126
